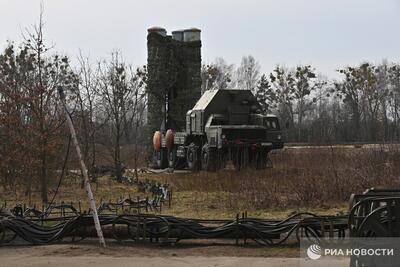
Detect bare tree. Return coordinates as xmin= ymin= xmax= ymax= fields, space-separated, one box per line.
xmin=335 ymin=63 xmax=386 ymax=141
xmin=0 ymin=11 xmax=77 ymax=203
xmin=236 ymin=55 xmax=260 ymax=92
xmin=269 ymin=65 xmax=296 ymax=139
xmin=23 ymin=14 xmax=79 ymax=203
xmin=75 ymin=52 xmax=104 ymax=180
xmin=389 ymin=63 xmax=400 ymax=139
xmin=292 ymin=65 xmax=317 ymax=141
xmin=334 ymin=66 xmax=363 ymax=141
xmin=96 ymin=53 xmax=146 ymax=182
xmin=127 ymin=66 xmax=147 ymax=180
xmin=202 ymin=57 xmax=235 ymax=90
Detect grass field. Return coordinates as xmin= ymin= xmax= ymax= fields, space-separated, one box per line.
xmin=2 ymin=144 xmax=400 ymax=220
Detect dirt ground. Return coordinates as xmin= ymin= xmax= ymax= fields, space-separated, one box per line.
xmin=0 ymin=242 xmax=349 ymax=267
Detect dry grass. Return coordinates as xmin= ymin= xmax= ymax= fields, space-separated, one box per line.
xmin=158 ymin=144 xmax=400 ymax=213
xmin=0 ymin=175 xmax=146 ymax=212
xmin=2 ymin=144 xmax=399 ymax=219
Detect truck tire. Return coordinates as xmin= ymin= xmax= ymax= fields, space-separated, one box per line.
xmin=201 ymin=144 xmax=217 ymax=171
xmin=233 ymin=148 xmax=249 ymax=171
xmin=233 ymin=149 xmax=243 ymax=171
xmin=187 ymin=143 xmax=199 ymax=171
xmin=155 ymin=148 xmax=167 ymax=169
xmin=256 ymin=151 xmax=267 ymax=170
xmin=168 ymin=148 xmax=176 ymax=168
xmin=219 ymin=152 xmax=227 ymax=169
xmin=253 ymin=151 xmax=273 ymax=169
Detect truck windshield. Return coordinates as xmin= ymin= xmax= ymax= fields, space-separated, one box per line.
xmin=264 ymin=117 xmax=280 ymax=130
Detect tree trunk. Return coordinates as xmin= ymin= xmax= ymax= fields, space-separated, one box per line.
xmin=352 ymin=103 xmax=361 ymax=141
xmin=114 ymin=126 xmax=123 ymax=182
xmin=133 ymin=121 xmax=139 ymax=181
xmin=40 ymin=150 xmax=48 ymax=204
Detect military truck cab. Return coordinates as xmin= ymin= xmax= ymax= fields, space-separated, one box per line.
xmin=249 ymin=114 xmax=284 ymax=150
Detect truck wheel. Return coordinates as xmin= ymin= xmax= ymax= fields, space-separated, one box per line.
xmin=256 ymin=152 xmax=267 ymax=169
xmin=155 ymin=148 xmax=167 ymax=169
xmin=201 ymin=144 xmax=216 ymax=171
xmin=249 ymin=150 xmax=257 ymax=169
xmin=255 ymin=151 xmax=272 ymax=169
xmin=233 ymin=149 xmax=243 ymax=171
xmin=187 ymin=143 xmax=199 ymax=171
xmin=168 ymin=148 xmax=176 ymax=168
xmin=233 ymin=148 xmax=249 ymax=171
xmin=219 ymin=152 xmax=227 ymax=169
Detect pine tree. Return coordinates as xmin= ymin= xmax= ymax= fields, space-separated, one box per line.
xmin=255 ymin=74 xmax=272 ymax=113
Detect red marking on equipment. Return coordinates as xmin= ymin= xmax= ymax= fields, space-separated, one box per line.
xmin=235 ymin=139 xmax=243 ymax=145
xmin=165 ymin=129 xmax=174 ymax=150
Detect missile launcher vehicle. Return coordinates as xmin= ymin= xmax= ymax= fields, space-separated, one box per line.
xmin=152 ymin=89 xmax=284 ymax=171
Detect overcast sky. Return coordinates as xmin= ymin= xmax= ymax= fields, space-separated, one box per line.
xmin=1 ymin=0 xmax=400 ymax=78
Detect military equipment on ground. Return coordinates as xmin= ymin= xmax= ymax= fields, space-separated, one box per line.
xmin=146 ymin=27 xmax=283 ymax=170
xmin=152 ymin=89 xmax=284 ymax=171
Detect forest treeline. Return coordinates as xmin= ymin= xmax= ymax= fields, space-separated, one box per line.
xmin=1 ymin=21 xmax=400 ymax=202
xmin=0 ymin=22 xmax=147 ymax=202
xmin=203 ymin=56 xmax=400 ymax=143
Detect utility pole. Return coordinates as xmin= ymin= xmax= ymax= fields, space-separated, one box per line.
xmin=58 ymin=87 xmax=106 ymax=248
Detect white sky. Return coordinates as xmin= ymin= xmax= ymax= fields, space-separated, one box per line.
xmin=1 ymin=0 xmax=400 ymax=79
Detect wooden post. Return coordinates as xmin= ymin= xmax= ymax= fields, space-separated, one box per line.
xmin=58 ymin=87 xmax=106 ymax=248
